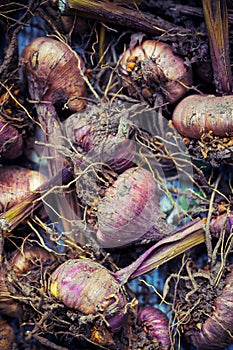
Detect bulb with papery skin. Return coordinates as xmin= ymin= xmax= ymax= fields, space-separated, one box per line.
xmin=137 ymin=306 xmax=171 ymax=350
xmin=11 ymin=245 xmax=54 ymax=274
xmin=20 ymin=37 xmax=87 ymax=112
xmin=20 ymin=37 xmax=87 ymax=177
xmin=183 ymin=266 xmax=233 ymax=350
xmin=119 ymin=40 xmax=192 ymax=104
xmin=0 ymin=246 xmax=54 ymax=318
xmin=96 ymin=167 xmax=170 ymax=247
xmin=64 ymin=102 xmax=135 ymax=172
xmin=172 ymin=94 xmax=233 ymax=139
xmin=49 ymin=259 xmax=128 ymax=332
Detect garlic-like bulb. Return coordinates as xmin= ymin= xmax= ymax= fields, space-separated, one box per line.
xmin=172 ymin=94 xmax=233 ymax=139
xmin=11 ymin=245 xmax=54 ymax=274
xmin=96 ymin=167 xmax=170 ymax=247
xmin=0 ymin=245 xmax=54 ymax=318
xmin=0 ymin=120 xmax=23 ymax=159
xmin=185 ymin=267 xmax=233 ymax=349
xmin=49 ymin=259 xmax=128 ymax=332
xmin=20 ymin=36 xmax=87 ymax=112
xmin=173 ymin=263 xmax=233 ymax=349
xmin=119 ymin=40 xmax=192 ymax=104
xmin=64 ymin=101 xmax=136 ymax=172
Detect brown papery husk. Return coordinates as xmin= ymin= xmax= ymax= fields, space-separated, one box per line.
xmin=0 ymin=245 xmax=57 ymax=318
xmin=119 ymin=40 xmax=192 ymax=105
xmin=0 ymin=120 xmax=23 ymax=159
xmin=0 ymin=319 xmax=17 ymax=350
xmin=0 ymin=165 xmax=47 ymax=213
xmin=172 ymin=94 xmax=233 ymax=139
xmin=64 ymin=100 xmax=136 ymax=173
xmin=10 ymin=245 xmax=56 ymax=274
xmin=0 ymin=266 xmax=22 ymax=317
xmin=20 ymin=36 xmax=87 ymax=112
xmin=173 ymin=263 xmax=233 ymax=350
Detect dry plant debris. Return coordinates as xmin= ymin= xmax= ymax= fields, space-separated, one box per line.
xmin=0 ymin=1 xmax=233 ymax=349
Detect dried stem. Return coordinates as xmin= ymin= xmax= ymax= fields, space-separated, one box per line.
xmin=60 ymin=0 xmax=189 ymax=36
xmin=115 ymin=218 xmax=206 ymax=283
xmin=31 ymin=335 xmax=69 ymax=350
xmin=202 ymin=0 xmax=233 ymax=93
xmin=204 ymin=173 xmax=222 ymax=263
xmin=35 ymin=104 xmax=64 ymax=177
xmin=0 ymin=167 xmax=74 ymax=233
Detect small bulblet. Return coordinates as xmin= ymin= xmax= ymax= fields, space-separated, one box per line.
xmin=172 ymin=94 xmax=233 ymax=139
xmin=49 ymin=259 xmax=128 ymax=332
xmin=137 ymin=306 xmax=171 ymax=350
xmin=96 ymin=167 xmax=168 ymax=247
xmin=119 ymin=40 xmax=192 ymax=104
xmin=20 ymin=37 xmax=87 ymax=112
